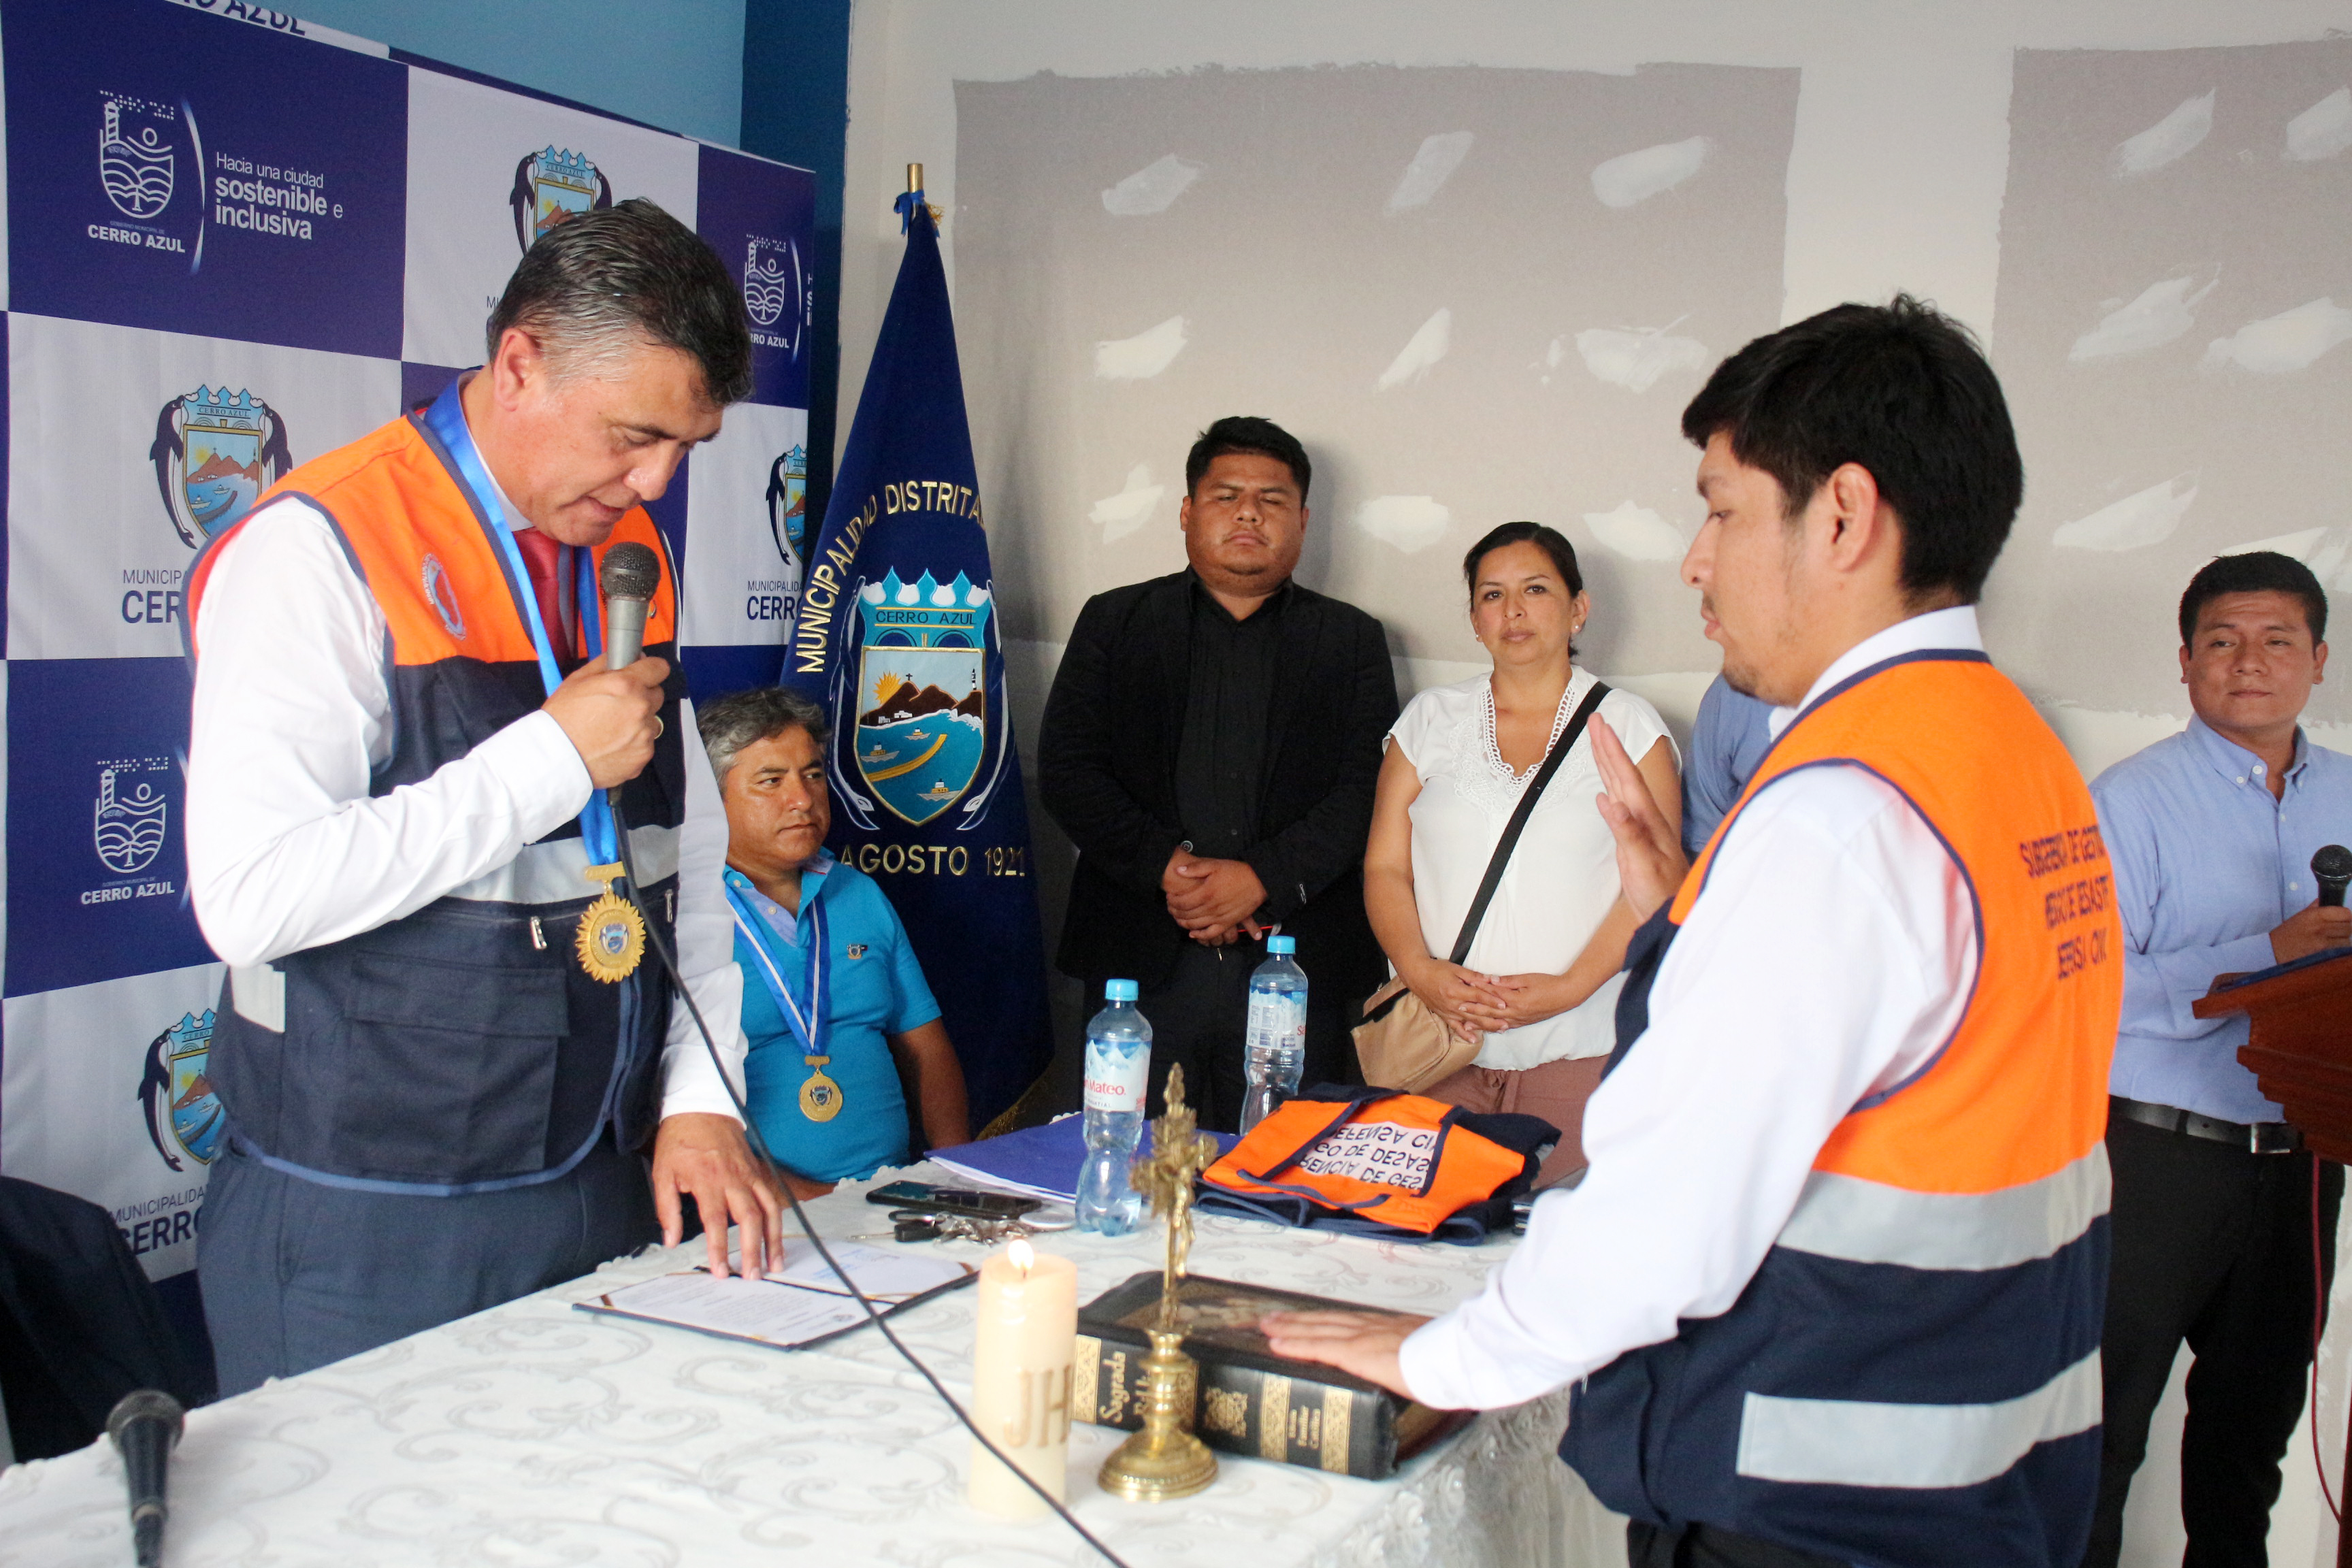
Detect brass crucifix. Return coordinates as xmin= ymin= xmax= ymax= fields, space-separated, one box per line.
xmin=1130 ymin=1064 xmax=1223 ymax=1332
xmin=1098 ymin=1062 xmax=1227 ymax=1502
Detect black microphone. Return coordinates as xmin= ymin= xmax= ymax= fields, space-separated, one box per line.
xmin=598 ymin=542 xmax=660 ymax=672
xmin=2315 ymin=845 xmax=2352 ymax=909
xmin=107 ymin=1389 xmax=183 ymax=1568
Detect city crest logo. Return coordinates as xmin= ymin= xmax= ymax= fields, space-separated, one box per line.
xmin=95 ymin=764 xmax=169 ymax=877
xmin=93 ymin=91 xmax=202 ymax=265
xmin=149 ymin=386 xmax=293 ymax=549
xmin=852 ymin=570 xmax=990 ymax=826
xmin=137 ymin=1010 xmax=223 ymax=1173
xmin=510 ymin=146 xmax=612 ymax=252
xmin=767 ymin=444 xmax=808 ymax=566
xmin=742 ymin=235 xmax=806 ymax=358
xmin=99 ymin=96 xmax=175 ymax=219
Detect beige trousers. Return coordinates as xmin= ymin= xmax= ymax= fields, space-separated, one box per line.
xmin=1423 ymin=1053 xmax=1610 ymax=1190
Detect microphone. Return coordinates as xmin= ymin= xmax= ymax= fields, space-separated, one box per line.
xmin=2315 ymin=845 xmax=2352 ymax=909
xmin=106 ymin=1389 xmax=183 ymax=1568
xmin=598 ymin=542 xmax=660 ymax=672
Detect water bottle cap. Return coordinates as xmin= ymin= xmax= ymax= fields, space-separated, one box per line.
xmin=1104 ymin=978 xmax=1139 ymax=1002
xmin=1267 ymin=935 xmax=1295 ymax=955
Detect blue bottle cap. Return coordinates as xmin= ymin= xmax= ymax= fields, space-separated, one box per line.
xmin=1105 ymin=978 xmax=1139 ymax=1002
xmin=1267 ymin=935 xmax=1295 ymax=955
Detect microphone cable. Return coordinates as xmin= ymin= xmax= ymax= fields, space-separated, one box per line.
xmin=606 ymin=791 xmax=1137 ymax=1568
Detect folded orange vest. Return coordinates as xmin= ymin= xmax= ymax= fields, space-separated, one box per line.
xmin=1198 ymin=1089 xmax=1548 ymax=1242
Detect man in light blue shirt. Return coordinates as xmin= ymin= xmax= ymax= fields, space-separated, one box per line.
xmin=2083 ymin=551 xmax=2352 ymax=1567
xmin=1680 ymin=674 xmax=1775 ymax=855
xmin=698 ymin=687 xmax=969 ymax=1198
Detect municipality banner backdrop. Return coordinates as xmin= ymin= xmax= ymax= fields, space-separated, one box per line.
xmin=0 ymin=0 xmax=814 ymax=1288
xmin=784 ymin=199 xmax=1053 ymax=1130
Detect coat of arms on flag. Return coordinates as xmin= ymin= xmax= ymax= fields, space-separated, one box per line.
xmin=853 ymin=570 xmax=990 ymax=825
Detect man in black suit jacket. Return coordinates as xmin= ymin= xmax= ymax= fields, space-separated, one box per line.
xmin=1040 ymin=416 xmax=1398 ymax=1130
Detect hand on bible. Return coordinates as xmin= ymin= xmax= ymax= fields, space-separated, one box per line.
xmin=1164 ymin=850 xmax=1268 ymax=937
xmin=1259 ymin=1309 xmax=1431 ymax=1401
xmin=1590 ymin=715 xmax=1688 ymax=921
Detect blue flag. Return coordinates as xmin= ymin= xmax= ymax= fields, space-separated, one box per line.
xmin=781 ymin=195 xmax=1051 ymax=1128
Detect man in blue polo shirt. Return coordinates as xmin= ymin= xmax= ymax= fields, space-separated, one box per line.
xmin=2084 ymin=550 xmax=2352 ymax=1567
xmin=698 ymin=687 xmax=969 ymax=1196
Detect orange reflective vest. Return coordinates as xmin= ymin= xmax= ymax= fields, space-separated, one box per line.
xmin=1200 ymin=1089 xmax=1544 ymax=1239
xmin=1561 ymin=649 xmax=2122 ymax=1567
xmin=184 ymin=398 xmax=688 ymax=1194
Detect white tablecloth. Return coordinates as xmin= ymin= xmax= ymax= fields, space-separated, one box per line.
xmin=0 ymin=1164 xmax=1627 ymax=1567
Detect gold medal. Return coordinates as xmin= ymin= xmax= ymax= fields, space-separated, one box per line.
xmin=574 ymin=863 xmax=646 ymax=983
xmin=799 ymin=1057 xmax=845 ymax=1121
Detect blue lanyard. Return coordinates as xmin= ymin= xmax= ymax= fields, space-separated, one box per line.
xmin=725 ymin=872 xmax=830 ymax=1062
xmin=421 ymin=377 xmax=618 ymax=865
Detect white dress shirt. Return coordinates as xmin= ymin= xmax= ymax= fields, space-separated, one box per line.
xmin=1390 ymin=670 xmax=1678 ymax=1068
xmin=1399 ymin=607 xmax=1987 ymax=1410
xmin=185 ymin=495 xmax=748 ymax=1126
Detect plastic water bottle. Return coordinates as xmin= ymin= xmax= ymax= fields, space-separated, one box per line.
xmin=1241 ymin=936 xmax=1309 ymax=1134
xmin=1075 ymin=979 xmax=1150 ymax=1235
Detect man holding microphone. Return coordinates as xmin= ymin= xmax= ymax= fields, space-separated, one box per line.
xmin=1270 ymin=298 xmax=2125 ymax=1567
xmin=185 ymin=200 xmax=782 ymax=1394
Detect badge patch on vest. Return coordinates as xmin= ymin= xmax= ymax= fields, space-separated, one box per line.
xmin=421 ymin=553 xmax=466 ymax=638
xmin=575 ymin=862 xmax=645 ymax=982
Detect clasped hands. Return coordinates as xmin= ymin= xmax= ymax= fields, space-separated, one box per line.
xmin=1164 ymin=845 xmax=1269 ymax=946
xmin=1403 ymin=716 xmax=1688 ymax=1044
xmin=1400 ymin=960 xmax=1578 ymax=1044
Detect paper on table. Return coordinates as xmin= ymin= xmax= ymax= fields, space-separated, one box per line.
xmin=585 ymin=1271 xmax=873 ymax=1348
xmin=725 ymin=1237 xmax=974 ymax=1301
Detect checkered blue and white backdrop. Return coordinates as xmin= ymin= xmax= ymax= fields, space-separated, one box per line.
xmin=0 ymin=0 xmax=815 ymax=1325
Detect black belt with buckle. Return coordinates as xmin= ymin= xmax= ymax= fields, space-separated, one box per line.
xmin=2110 ymin=1095 xmax=2302 ymax=1154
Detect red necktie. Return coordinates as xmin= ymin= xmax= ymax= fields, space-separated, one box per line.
xmin=512 ymin=527 xmax=574 ymax=668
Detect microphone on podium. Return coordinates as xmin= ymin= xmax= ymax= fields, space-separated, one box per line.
xmin=2314 ymin=845 xmax=2352 ymax=909
xmin=107 ymin=1389 xmax=184 ymax=1568
xmin=598 ymin=542 xmax=660 ymax=672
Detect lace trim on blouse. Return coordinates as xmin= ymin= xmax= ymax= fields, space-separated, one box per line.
xmin=1454 ymin=678 xmax=1582 ymax=817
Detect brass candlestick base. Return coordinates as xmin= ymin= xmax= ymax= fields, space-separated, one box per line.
xmin=1098 ymin=1326 xmax=1218 ymax=1501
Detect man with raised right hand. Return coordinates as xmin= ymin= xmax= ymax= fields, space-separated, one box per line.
xmin=1268 ymin=298 xmax=2124 ymax=1568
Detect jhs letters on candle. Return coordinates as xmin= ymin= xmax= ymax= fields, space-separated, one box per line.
xmin=1000 ymin=1365 xmax=1073 ymax=1449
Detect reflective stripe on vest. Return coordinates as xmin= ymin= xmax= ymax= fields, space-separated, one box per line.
xmin=183 ymin=403 xmax=687 ymax=1193
xmin=1560 ymin=651 xmax=2123 ymax=1567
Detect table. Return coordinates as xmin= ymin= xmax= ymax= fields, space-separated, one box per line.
xmin=0 ymin=1163 xmax=1625 ymax=1567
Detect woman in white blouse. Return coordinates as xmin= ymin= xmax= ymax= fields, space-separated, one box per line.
xmin=1363 ymin=522 xmax=1682 ymax=1186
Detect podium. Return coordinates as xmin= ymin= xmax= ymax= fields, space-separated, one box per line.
xmin=2194 ymin=948 xmax=2352 ymax=1564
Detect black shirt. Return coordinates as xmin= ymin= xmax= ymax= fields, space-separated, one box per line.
xmin=1174 ymin=574 xmax=1290 ymax=862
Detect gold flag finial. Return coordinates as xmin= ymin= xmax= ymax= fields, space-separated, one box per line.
xmin=907 ymin=162 xmax=924 ymax=195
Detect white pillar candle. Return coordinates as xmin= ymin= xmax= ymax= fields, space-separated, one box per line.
xmin=968 ymin=1239 xmax=1079 ymax=1518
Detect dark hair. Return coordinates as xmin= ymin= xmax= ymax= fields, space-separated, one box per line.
xmin=1463 ymin=521 xmax=1584 ymax=598
xmin=697 ymin=686 xmax=830 ymax=779
xmin=487 ymin=197 xmax=753 ymax=407
xmin=2178 ymin=551 xmax=2329 ymax=647
xmin=1680 ymin=294 xmax=2022 ymax=605
xmin=1185 ymin=416 xmax=1311 ymax=501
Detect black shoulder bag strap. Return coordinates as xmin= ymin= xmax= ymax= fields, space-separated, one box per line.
xmin=1446 ymin=681 xmax=1612 ymax=966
